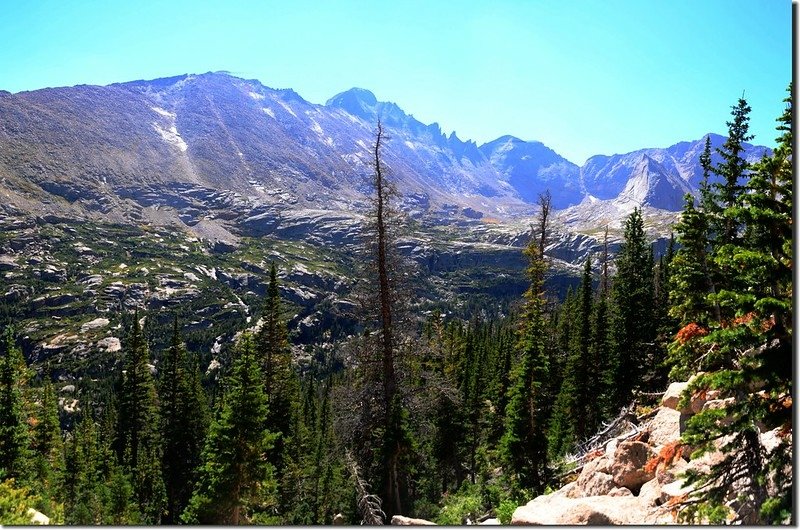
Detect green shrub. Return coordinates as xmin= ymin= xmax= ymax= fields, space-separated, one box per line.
xmin=496 ymin=499 xmax=517 ymax=525
xmin=435 ymin=484 xmax=483 ymax=525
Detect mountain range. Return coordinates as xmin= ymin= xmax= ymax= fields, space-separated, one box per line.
xmin=0 ymin=71 xmax=769 ymax=233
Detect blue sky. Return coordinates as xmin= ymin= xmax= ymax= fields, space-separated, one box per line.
xmin=0 ymin=0 xmax=791 ymax=164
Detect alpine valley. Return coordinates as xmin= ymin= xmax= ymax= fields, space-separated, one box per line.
xmin=0 ymin=71 xmax=769 ymax=376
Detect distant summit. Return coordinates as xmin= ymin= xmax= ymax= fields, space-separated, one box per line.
xmin=326 ymin=88 xmax=378 ymax=119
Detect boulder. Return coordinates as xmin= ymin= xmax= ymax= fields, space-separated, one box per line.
xmin=511 ymin=494 xmax=650 ymax=525
xmin=610 ymin=441 xmax=655 ymax=493
xmin=638 ymin=478 xmax=662 ymax=507
xmin=605 ymin=437 xmax=619 ymax=457
xmin=478 ymin=518 xmax=500 ymax=525
xmin=608 ymin=486 xmax=633 ymax=497
xmin=760 ymin=427 xmax=787 ymax=454
xmin=661 ymin=381 xmax=689 ymax=411
xmin=0 ymin=255 xmax=19 ymax=271
xmin=655 ymin=456 xmax=688 ymax=485
xmin=572 ymin=457 xmax=617 ymax=497
xmin=332 ymin=513 xmax=346 ymax=525
xmin=647 ymin=407 xmax=683 ymax=446
xmin=701 ymin=398 xmax=736 ymax=427
xmin=391 ymin=515 xmax=436 ymax=525
xmin=97 ymin=337 xmax=121 ymax=353
xmin=660 ymin=478 xmax=693 ymax=505
xmin=80 ymin=317 xmax=110 ymax=332
xmin=27 ymin=508 xmax=50 ymax=525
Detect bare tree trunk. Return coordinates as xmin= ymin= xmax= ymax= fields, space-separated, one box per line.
xmin=601 ymin=225 xmax=609 ymax=295
xmin=373 ymin=120 xmax=397 ymax=413
xmin=371 ymin=120 xmax=403 ymax=518
xmin=536 ymin=190 xmax=551 ymax=261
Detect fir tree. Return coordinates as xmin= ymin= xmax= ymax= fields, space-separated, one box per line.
xmin=182 ymin=334 xmax=278 ymax=524
xmin=548 ymin=257 xmax=594 ymax=457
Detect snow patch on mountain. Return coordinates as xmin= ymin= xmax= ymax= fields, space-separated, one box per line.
xmin=276 ymin=99 xmax=297 ymax=117
xmin=151 ymin=106 xmax=176 ymax=119
xmin=309 ymin=119 xmax=324 ymax=136
xmin=152 ymin=122 xmax=188 ymax=152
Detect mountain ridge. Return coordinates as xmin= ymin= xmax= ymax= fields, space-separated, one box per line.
xmin=0 ymin=71 xmax=770 ymax=230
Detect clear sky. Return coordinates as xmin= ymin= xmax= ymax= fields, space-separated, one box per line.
xmin=0 ymin=0 xmax=792 ymax=164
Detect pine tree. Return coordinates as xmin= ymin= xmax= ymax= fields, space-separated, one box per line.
xmin=182 ymin=334 xmax=278 ymax=524
xmin=159 ymin=316 xmax=209 ymax=523
xmin=499 ymin=192 xmax=551 ymax=493
xmin=0 ymin=327 xmax=29 ymax=482
xmin=116 ymin=313 xmax=166 ymax=523
xmin=348 ymin=120 xmax=417 ymax=518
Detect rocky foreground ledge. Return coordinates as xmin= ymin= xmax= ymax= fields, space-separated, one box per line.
xmin=389 ymin=377 xmax=787 ymax=525
xmin=510 ymin=378 xmax=786 ymax=525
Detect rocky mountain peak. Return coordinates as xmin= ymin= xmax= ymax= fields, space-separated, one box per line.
xmin=326 ymin=87 xmax=379 ymax=118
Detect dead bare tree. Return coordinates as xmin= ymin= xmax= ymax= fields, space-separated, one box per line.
xmin=346 ymin=450 xmax=386 ymax=525
xmin=340 ymin=120 xmax=414 ymax=520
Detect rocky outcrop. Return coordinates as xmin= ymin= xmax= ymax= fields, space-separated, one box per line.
xmin=511 ymin=377 xmax=790 ymax=525
xmin=609 ymin=441 xmax=655 ymax=493
xmin=390 ymin=515 xmax=436 ymax=525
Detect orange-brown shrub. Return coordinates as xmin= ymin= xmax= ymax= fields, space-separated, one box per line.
xmin=676 ymin=323 xmax=708 ymax=344
xmin=644 ymin=440 xmax=684 ymax=474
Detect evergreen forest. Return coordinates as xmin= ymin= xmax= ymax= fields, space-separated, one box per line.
xmin=0 ymin=86 xmax=792 ymax=525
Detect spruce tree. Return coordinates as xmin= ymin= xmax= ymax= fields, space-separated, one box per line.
xmin=31 ymin=375 xmax=65 ymax=516
xmin=548 ymin=257 xmax=594 ymax=457
xmin=713 ymin=96 xmax=754 ymax=246
xmin=0 ymin=327 xmax=29 ymax=482
xmin=116 ymin=313 xmax=166 ymax=523
xmin=256 ymin=263 xmax=299 ymax=469
xmin=610 ymin=208 xmax=656 ymax=406
xmin=182 ymin=334 xmax=278 ymax=524
xmin=65 ymin=415 xmax=138 ymax=524
xmin=591 ymin=277 xmax=614 ymax=420
xmin=159 ymin=316 xmax=209 ymax=523
xmin=668 ymin=195 xmax=718 ymax=379
xmin=675 ymin=87 xmax=792 ymax=524
xmin=64 ymin=416 xmax=104 ymax=524
xmin=499 ymin=193 xmax=551 ymax=493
